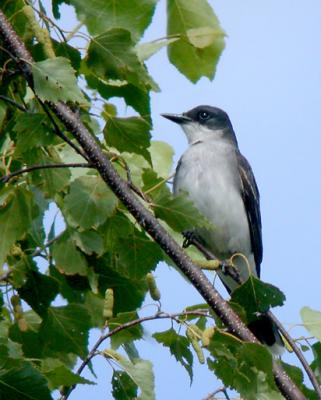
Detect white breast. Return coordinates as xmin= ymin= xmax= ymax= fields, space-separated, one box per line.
xmin=174 ymin=139 xmax=256 ymax=283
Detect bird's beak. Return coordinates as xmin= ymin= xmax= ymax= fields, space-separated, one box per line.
xmin=161 ymin=113 xmax=192 ymax=124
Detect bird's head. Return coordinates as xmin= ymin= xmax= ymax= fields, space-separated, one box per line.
xmin=162 ymin=105 xmax=237 ymax=145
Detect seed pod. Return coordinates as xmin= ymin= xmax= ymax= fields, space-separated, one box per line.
xmin=186 ymin=324 xmax=202 ymax=340
xmin=103 ymin=288 xmax=114 ymax=319
xmin=202 ymin=326 xmax=215 ymax=347
xmin=146 ymin=273 xmax=161 ymax=301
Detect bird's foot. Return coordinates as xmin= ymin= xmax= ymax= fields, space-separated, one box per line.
xmin=182 ymin=229 xmax=202 ymax=248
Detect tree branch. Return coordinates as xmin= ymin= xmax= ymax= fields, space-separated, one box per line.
xmin=0 ymin=162 xmax=93 ymax=183
xmin=0 ymin=10 xmax=306 ymax=400
xmin=60 ymin=310 xmax=210 ymax=400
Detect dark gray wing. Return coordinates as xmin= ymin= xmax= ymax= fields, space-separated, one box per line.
xmin=237 ymin=151 xmax=263 ymax=276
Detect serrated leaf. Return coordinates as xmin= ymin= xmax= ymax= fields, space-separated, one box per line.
xmin=26 ymin=148 xmax=71 ymax=198
xmin=167 ymin=0 xmax=225 ymax=82
xmin=105 ymin=351 xmax=155 ymax=400
xmin=0 ymin=358 xmax=52 ymax=400
xmin=40 ymin=305 xmax=91 ymax=358
xmin=52 ymin=231 xmax=87 ymax=275
xmin=112 ymin=370 xmax=138 ymax=400
xmin=85 ymin=28 xmax=158 ymax=92
xmin=301 ymin=307 xmax=321 ymax=341
xmin=68 ymin=0 xmax=157 ymax=41
xmin=41 ymin=358 xmax=94 ymax=390
xmin=72 ymin=230 xmax=104 ymax=256
xmin=64 ymin=176 xmax=118 ymax=229
xmin=96 ymin=259 xmax=147 ymax=314
xmin=0 ymin=187 xmax=37 ymax=268
xmin=230 ymin=276 xmax=286 ymax=322
xmin=153 ymin=328 xmax=193 ymax=382
xmin=109 ymin=226 xmax=163 ymax=280
xmin=104 ymin=116 xmax=152 ymax=163
xmin=109 ymin=312 xmax=143 ymax=350
xmin=86 ymin=75 xmax=151 ymax=119
xmin=18 ymin=269 xmax=59 ymax=317
xmin=13 ymin=113 xmax=54 ymax=152
xmin=32 ymin=57 xmax=86 ymax=103
xmin=207 ymin=330 xmax=280 ymax=400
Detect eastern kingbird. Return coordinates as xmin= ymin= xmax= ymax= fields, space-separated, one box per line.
xmin=162 ymin=105 xmax=282 ymax=351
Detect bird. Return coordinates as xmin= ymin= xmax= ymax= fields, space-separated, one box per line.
xmin=162 ymin=105 xmax=283 ymax=352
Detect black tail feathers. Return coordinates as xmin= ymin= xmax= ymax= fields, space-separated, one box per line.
xmin=248 ymin=314 xmax=284 ymax=352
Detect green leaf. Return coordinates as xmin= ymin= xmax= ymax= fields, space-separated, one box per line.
xmin=40 ymin=305 xmax=91 ymax=359
xmin=186 ymin=26 xmax=225 ymax=49
xmin=311 ymin=342 xmax=321 ymax=381
xmin=112 ymin=370 xmax=138 ymax=400
xmin=72 ymin=230 xmax=104 ymax=256
xmin=68 ymin=0 xmax=157 ymax=41
xmin=96 ymin=259 xmax=147 ymax=313
xmin=107 ymin=225 xmax=163 ymax=280
xmin=52 ymin=232 xmax=88 ymax=276
xmin=41 ymin=358 xmax=94 ymax=390
xmin=18 ymin=270 xmax=59 ymax=317
xmin=105 ymin=351 xmax=155 ymax=400
xmin=64 ymin=176 xmax=118 ymax=229
xmin=85 ymin=28 xmax=158 ymax=92
xmin=104 ymin=116 xmax=152 ymax=163
xmin=32 ymin=57 xmax=87 ymax=103
xmin=301 ymin=306 xmax=321 ymax=341
xmin=167 ymin=0 xmax=225 ymax=82
xmin=230 ymin=277 xmax=286 ymax=322
xmin=13 ymin=113 xmax=55 ymax=152
xmin=86 ymin=75 xmax=151 ymax=119
xmin=153 ymin=328 xmax=193 ymax=382
xmin=109 ymin=312 xmax=143 ymax=350
xmin=0 ymin=187 xmax=37 ymax=268
xmin=136 ymin=37 xmax=179 ymax=62
xmin=149 ymin=141 xmax=174 ymax=178
xmin=207 ymin=330 xmax=280 ymax=400
xmin=0 ymin=358 xmax=52 ymax=400
xmin=26 ymin=148 xmax=71 ymax=198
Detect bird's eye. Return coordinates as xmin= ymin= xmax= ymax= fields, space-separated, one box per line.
xmin=198 ymin=111 xmax=210 ymax=121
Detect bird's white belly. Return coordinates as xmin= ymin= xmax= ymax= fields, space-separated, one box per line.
xmin=174 ymin=142 xmax=252 ymax=262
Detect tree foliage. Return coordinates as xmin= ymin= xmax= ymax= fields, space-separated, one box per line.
xmin=0 ymin=1 xmax=320 ymax=400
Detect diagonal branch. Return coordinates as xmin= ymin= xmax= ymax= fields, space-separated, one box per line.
xmin=0 ymin=10 xmax=307 ymax=400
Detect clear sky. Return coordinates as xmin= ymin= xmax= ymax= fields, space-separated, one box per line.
xmin=46 ymin=1 xmax=321 ymax=398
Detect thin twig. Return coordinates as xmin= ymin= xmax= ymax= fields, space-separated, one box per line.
xmin=0 ymin=94 xmax=27 ymax=111
xmin=1 ymin=162 xmax=94 ymax=183
xmin=60 ymin=310 xmax=209 ymax=400
xmin=203 ymin=386 xmax=231 ymax=400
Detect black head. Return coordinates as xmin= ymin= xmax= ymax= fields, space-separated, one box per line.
xmin=184 ymin=105 xmax=232 ymax=130
xmin=162 ymin=105 xmax=237 ymax=145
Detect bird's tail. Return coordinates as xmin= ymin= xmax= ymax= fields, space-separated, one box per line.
xmin=248 ymin=314 xmax=284 ymax=355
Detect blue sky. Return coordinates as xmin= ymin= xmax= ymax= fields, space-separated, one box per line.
xmin=46 ymin=1 xmax=321 ymax=398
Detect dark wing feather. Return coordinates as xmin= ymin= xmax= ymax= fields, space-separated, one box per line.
xmin=237 ymin=151 xmax=263 ymax=276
